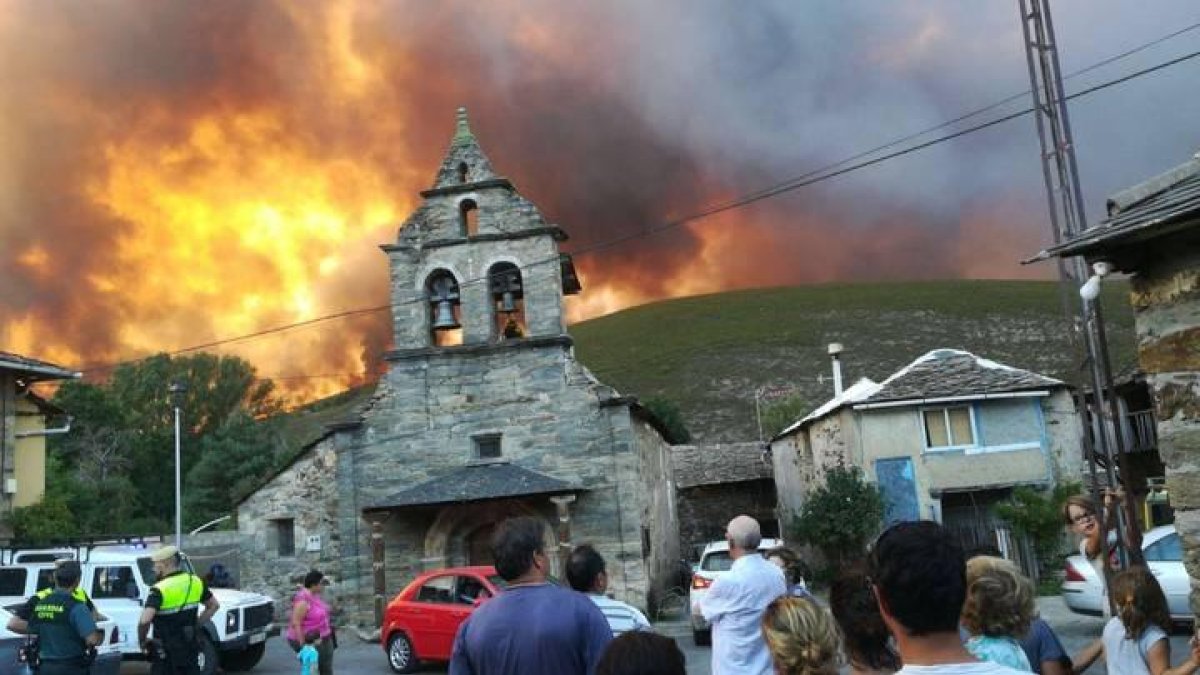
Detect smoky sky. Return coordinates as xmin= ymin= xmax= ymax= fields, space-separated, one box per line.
xmin=1 ymin=0 xmax=1198 ymax=381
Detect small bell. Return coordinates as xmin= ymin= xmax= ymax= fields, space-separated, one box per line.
xmin=432 ymin=300 xmax=461 ymax=329
xmin=499 ymin=290 xmax=517 ymax=314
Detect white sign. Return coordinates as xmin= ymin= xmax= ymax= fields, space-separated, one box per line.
xmin=305 ymin=535 xmax=322 ymax=552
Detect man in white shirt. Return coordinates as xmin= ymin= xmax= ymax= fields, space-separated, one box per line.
xmin=565 ymin=544 xmax=652 ymax=636
xmin=698 ymin=515 xmax=787 ymax=675
xmin=868 ymin=521 xmax=1027 ymax=675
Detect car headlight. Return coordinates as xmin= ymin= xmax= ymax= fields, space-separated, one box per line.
xmin=226 ymin=609 xmax=240 ymax=633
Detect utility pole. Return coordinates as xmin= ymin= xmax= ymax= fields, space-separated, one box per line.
xmin=1017 ymin=0 xmax=1142 ymax=570
xmin=169 ymin=380 xmax=187 ymax=549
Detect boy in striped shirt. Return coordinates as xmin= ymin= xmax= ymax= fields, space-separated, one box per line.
xmin=566 ymin=545 xmax=652 ymax=636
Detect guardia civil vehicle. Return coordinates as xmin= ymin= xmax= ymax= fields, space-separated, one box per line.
xmin=0 ymin=541 xmax=278 ymax=674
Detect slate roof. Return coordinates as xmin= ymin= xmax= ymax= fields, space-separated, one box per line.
xmin=1042 ymin=151 xmax=1200 ymax=258
xmin=367 ymin=462 xmax=582 ymax=510
xmin=671 ymin=443 xmax=773 ymax=489
xmin=859 ymin=349 xmax=1064 ymax=405
xmin=0 ymin=351 xmax=79 ymax=381
xmin=772 ymin=378 xmax=881 ymax=439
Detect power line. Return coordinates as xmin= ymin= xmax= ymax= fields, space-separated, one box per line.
xmin=79 ymin=42 xmax=1200 ymax=378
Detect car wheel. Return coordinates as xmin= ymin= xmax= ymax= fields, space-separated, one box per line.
xmin=387 ymin=632 xmax=419 ymax=674
xmin=197 ymin=632 xmax=218 ymax=675
xmin=219 ymin=642 xmax=266 ymax=671
xmin=693 ymin=628 xmax=711 ymax=646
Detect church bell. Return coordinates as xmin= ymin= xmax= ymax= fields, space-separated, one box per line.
xmin=499 ymin=290 xmax=517 ymax=314
xmin=432 ymin=300 xmax=461 ymax=329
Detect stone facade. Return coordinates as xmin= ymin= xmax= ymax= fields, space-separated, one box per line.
xmin=1042 ymin=152 xmax=1199 ymax=617
xmin=670 ymin=443 xmax=778 ymax=552
xmin=237 ymin=110 xmax=678 ymax=626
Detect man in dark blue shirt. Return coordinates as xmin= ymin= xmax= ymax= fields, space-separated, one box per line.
xmin=449 ymin=517 xmax=612 ymax=675
xmin=7 ymin=561 xmax=101 ymax=675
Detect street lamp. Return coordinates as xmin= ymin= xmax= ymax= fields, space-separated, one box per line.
xmin=169 ymin=380 xmax=187 ymax=548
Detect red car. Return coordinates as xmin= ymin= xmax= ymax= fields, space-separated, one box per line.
xmin=383 ymin=565 xmax=506 ymax=673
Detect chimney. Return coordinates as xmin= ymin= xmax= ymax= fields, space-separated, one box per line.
xmin=828 ymin=343 xmax=844 ymax=396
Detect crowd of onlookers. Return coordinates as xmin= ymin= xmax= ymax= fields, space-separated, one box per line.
xmin=446 ymin=494 xmax=1200 ymax=675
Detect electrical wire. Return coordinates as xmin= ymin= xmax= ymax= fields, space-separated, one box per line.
xmin=78 ymin=42 xmax=1200 ymax=378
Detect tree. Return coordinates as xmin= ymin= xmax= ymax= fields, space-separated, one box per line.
xmin=760 ymin=394 xmax=812 ymax=439
xmin=7 ymin=492 xmax=77 ymax=544
xmin=794 ymin=464 xmax=885 ymax=569
xmin=642 ymin=397 xmax=691 ymax=444
xmin=49 ymin=353 xmax=280 ymax=535
xmin=184 ymin=411 xmax=280 ymax=529
xmin=995 ymin=482 xmax=1080 ymax=575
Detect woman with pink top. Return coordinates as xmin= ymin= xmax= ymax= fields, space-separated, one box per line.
xmin=288 ymin=570 xmax=334 ymax=675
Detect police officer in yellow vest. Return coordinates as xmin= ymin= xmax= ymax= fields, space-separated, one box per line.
xmin=5 ymin=561 xmax=102 ymax=675
xmin=138 ymin=546 xmax=220 ymax=675
xmin=23 ymin=559 xmax=104 ymax=623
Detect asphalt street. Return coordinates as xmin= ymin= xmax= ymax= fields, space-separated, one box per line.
xmin=115 ymin=596 xmax=1194 ymax=674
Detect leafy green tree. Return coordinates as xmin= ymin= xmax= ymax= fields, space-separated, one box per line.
xmin=995 ymin=482 xmax=1080 ymax=575
xmin=794 ymin=464 xmax=885 ymax=568
xmin=7 ymin=492 xmax=78 ymax=544
xmin=49 ymin=353 xmax=279 ymax=535
xmin=184 ymin=411 xmax=280 ymax=529
xmin=642 ymin=397 xmax=691 ymax=444
xmin=760 ymin=394 xmax=812 ymax=439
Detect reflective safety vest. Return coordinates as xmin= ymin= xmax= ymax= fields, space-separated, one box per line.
xmin=153 ymin=571 xmax=205 ymax=615
xmin=36 ymin=586 xmax=90 ymax=605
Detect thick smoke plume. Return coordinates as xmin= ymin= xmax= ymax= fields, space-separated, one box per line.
xmin=1 ymin=0 xmax=1196 ymax=400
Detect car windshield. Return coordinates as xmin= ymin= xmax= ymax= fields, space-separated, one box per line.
xmin=137 ymin=557 xmax=156 ymax=585
xmin=701 ymin=549 xmax=771 ymax=572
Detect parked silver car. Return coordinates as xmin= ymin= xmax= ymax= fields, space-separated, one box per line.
xmin=1062 ymin=524 xmax=1189 ymax=621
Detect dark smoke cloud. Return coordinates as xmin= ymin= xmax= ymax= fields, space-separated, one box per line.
xmin=1 ymin=0 xmax=1197 ymax=386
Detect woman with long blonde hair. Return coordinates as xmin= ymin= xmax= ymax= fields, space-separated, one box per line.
xmin=761 ymin=596 xmax=840 ymax=675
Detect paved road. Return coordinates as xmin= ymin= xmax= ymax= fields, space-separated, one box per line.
xmin=117 ymin=596 xmax=1194 ymax=674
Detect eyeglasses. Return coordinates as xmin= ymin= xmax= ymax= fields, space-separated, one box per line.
xmin=1071 ymin=513 xmax=1096 ymax=525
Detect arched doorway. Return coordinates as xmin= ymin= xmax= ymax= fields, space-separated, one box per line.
xmin=467 ymin=523 xmax=496 ymax=565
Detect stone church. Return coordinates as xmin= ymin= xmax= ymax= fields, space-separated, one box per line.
xmin=237 ymin=109 xmax=680 ymax=625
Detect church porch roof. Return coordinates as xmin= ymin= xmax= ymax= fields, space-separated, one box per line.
xmin=365 ymin=461 xmax=583 ymax=511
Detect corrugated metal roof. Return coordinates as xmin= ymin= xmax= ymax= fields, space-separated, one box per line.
xmin=0 ymin=351 xmax=78 ymax=380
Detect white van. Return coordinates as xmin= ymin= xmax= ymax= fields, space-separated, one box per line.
xmin=0 ymin=544 xmax=278 ymax=674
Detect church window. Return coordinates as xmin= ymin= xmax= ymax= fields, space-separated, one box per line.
xmin=488 ymin=262 xmax=525 ymax=340
xmin=473 ymin=434 xmax=502 ymax=460
xmin=272 ymin=519 xmax=295 ymax=557
xmin=457 ymin=162 xmax=469 ymax=183
xmin=426 ymin=270 xmax=463 ymax=347
xmin=460 ymin=199 xmax=479 ymax=237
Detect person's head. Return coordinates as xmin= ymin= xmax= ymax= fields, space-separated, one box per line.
xmin=491 ymin=517 xmax=550 ymax=582
xmin=765 ymin=547 xmax=807 ymax=586
xmin=150 ymin=545 xmax=181 ymax=577
xmin=304 ymin=630 xmax=320 ymax=646
xmin=53 ymin=560 xmax=82 ymax=590
xmin=303 ymin=570 xmax=326 ymax=593
xmin=867 ymin=521 xmax=966 ymax=638
xmin=1062 ymin=494 xmax=1099 ymax=537
xmin=761 ymin=596 xmax=841 ymax=675
xmin=566 ymin=544 xmax=607 ymax=593
xmin=961 ymin=556 xmax=1034 ymax=639
xmin=596 ymin=632 xmax=686 ymax=675
xmin=726 ymin=515 xmax=762 ymax=557
xmin=1111 ymin=566 xmax=1171 ymax=638
xmin=830 ymin=567 xmax=900 ymax=672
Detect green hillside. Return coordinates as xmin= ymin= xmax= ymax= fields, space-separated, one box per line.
xmin=273 ymin=280 xmax=1136 ymax=450
xmin=569 ymin=280 xmax=1135 ymax=442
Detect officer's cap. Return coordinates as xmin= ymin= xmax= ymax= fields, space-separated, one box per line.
xmin=150 ymin=545 xmax=179 ymax=562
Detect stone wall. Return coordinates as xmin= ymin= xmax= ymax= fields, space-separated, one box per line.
xmin=632 ymin=415 xmax=681 ymax=610
xmin=677 ymin=480 xmax=779 ymax=556
xmin=1132 ymin=251 xmax=1200 ymax=613
xmin=237 ymin=436 xmax=343 ymax=621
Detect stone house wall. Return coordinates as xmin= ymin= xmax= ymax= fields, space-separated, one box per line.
xmin=1133 ymin=252 xmax=1200 ymax=611
xmin=676 ymin=479 xmax=779 ymax=554
xmin=237 ymin=436 xmax=342 ymax=621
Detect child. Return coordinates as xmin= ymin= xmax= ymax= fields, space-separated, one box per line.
xmin=961 ymin=555 xmax=1034 ymax=670
xmin=1074 ymin=566 xmax=1200 ymax=675
xmin=297 ymin=630 xmax=320 ymax=675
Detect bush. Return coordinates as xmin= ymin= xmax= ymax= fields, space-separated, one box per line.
xmin=995 ymin=482 xmax=1080 ymax=577
xmin=7 ymin=494 xmax=78 ymax=544
xmin=794 ymin=465 xmax=884 ymax=568
xmin=642 ymin=397 xmax=691 ymax=444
